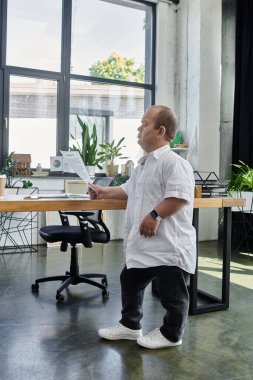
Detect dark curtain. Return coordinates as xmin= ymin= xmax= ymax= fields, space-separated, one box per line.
xmin=232 ymin=0 xmax=253 ymax=166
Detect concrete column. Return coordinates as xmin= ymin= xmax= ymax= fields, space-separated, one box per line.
xmin=220 ymin=0 xmax=236 ymax=180
xmin=176 ymin=0 xmax=221 ymax=173
xmin=175 ymin=0 xmax=222 ymax=240
xmin=155 ymin=1 xmax=177 ymax=109
xmin=155 ymin=1 xmax=222 ymax=240
xmin=199 ymin=0 xmax=221 ymax=175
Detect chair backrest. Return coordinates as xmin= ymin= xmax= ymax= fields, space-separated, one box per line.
xmin=93 ymin=176 xmax=114 ymax=187
xmin=85 ymin=176 xmax=113 ymax=242
xmin=86 ymin=210 xmax=110 ymax=243
xmin=58 ymin=210 xmax=110 ymax=248
xmin=57 ymin=176 xmax=113 ymax=248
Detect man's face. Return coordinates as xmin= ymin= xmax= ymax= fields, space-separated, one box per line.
xmin=137 ymin=107 xmax=164 ymax=152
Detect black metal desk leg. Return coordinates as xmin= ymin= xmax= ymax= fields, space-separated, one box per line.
xmin=222 ymin=207 xmax=231 ymax=308
xmin=189 ymin=206 xmax=232 ymax=315
xmin=189 ymin=208 xmax=199 ymax=314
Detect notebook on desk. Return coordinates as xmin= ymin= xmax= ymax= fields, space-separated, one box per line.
xmin=24 ymin=193 xmax=90 ymax=200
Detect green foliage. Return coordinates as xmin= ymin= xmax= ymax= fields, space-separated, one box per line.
xmin=0 ymin=152 xmax=33 ymax=188
xmin=89 ymin=52 xmax=144 ymax=83
xmin=227 ymin=161 xmax=253 ymax=193
xmin=69 ymin=115 xmax=102 ymax=169
xmin=112 ymin=175 xmax=129 ymax=186
xmin=21 ymin=180 xmax=33 ymax=189
xmin=0 ymin=152 xmax=16 ymax=187
xmin=98 ymin=137 xmax=125 ymax=165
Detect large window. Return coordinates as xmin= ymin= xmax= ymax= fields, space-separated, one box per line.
xmin=8 ymin=76 xmax=58 ymax=167
xmin=0 ymin=0 xmax=155 ymax=168
xmin=6 ymin=0 xmax=62 ymax=71
xmin=71 ymin=0 xmax=151 ymax=83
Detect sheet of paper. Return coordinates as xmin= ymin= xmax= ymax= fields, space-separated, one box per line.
xmin=24 ymin=194 xmax=68 ymax=199
xmin=24 ymin=193 xmax=90 ymax=199
xmin=65 ymin=193 xmax=90 ymax=199
xmin=60 ymin=151 xmax=91 ymax=182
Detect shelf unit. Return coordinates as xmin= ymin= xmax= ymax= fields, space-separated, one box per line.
xmin=171 ymin=147 xmax=190 ymax=159
xmin=194 ymin=171 xmax=227 ymax=197
xmin=171 ymin=147 xmax=189 ymax=153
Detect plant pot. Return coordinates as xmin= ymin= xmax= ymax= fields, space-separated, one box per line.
xmin=86 ymin=165 xmax=96 ymax=176
xmin=0 ymin=175 xmax=6 ymax=197
xmin=230 ymin=191 xmax=253 ymax=212
xmin=106 ymin=164 xmax=118 ymax=177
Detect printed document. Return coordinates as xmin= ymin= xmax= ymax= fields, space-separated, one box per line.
xmin=60 ymin=151 xmax=91 ymax=182
xmin=24 ymin=193 xmax=90 ymax=199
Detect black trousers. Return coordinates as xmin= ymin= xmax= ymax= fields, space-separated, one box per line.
xmin=119 ymin=265 xmax=190 ymax=342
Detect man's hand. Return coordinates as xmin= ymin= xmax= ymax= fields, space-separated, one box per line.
xmin=88 ymin=183 xmax=104 ymax=199
xmin=140 ymin=214 xmax=160 ymax=237
xmin=88 ymin=183 xmax=128 ymax=200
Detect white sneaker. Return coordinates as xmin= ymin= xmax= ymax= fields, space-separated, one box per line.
xmin=98 ymin=323 xmax=143 ymax=341
xmin=137 ymin=328 xmax=182 ymax=349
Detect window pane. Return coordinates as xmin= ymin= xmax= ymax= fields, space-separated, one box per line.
xmin=71 ymin=0 xmax=152 ymax=83
xmin=9 ymin=76 xmax=57 ymax=168
xmin=6 ymin=0 xmax=62 ymax=71
xmin=70 ymin=80 xmax=151 ymax=168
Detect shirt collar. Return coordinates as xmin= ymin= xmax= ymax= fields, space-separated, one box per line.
xmin=138 ymin=145 xmax=170 ymax=164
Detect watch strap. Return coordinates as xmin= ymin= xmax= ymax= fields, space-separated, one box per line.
xmin=150 ymin=209 xmax=162 ymax=222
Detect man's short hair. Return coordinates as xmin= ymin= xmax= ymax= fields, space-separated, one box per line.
xmin=151 ymin=105 xmax=177 ymax=142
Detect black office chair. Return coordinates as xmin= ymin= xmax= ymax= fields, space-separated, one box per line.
xmin=31 ymin=177 xmax=113 ymax=302
xmin=31 ymin=210 xmax=110 ymax=302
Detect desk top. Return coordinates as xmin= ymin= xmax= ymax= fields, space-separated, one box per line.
xmin=0 ymin=195 xmax=246 ymax=213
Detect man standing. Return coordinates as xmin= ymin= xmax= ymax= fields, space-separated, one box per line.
xmin=88 ymin=105 xmax=196 ymax=349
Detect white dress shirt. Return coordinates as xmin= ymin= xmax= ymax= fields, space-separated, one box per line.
xmin=120 ymin=145 xmax=196 ymax=274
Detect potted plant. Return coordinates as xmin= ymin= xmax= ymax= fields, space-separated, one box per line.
xmin=112 ymin=174 xmax=129 ymax=186
xmin=227 ymin=160 xmax=253 ymax=211
xmin=0 ymin=152 xmax=33 ymax=193
xmin=69 ymin=115 xmax=103 ymax=176
xmin=0 ymin=152 xmax=16 ymax=188
xmin=97 ymin=137 xmax=125 ymax=176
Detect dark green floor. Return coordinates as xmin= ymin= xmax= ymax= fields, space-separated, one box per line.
xmin=0 ymin=241 xmax=252 ymax=380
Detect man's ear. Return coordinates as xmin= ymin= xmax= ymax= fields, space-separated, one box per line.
xmin=158 ymin=125 xmax=166 ymax=137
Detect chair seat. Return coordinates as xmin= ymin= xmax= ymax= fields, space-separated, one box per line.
xmin=40 ymin=225 xmax=108 ymax=244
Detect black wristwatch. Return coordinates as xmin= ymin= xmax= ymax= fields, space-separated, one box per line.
xmin=150 ymin=209 xmax=162 ymax=222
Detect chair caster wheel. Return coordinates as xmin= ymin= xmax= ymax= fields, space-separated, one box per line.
xmin=31 ymin=284 xmax=39 ymax=293
xmin=101 ymin=278 xmax=108 ymax=287
xmin=102 ymin=290 xmax=109 ymax=299
xmin=56 ymin=293 xmax=65 ymax=302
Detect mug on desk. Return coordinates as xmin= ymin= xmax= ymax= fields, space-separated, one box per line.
xmin=194 ymin=185 xmax=202 ymax=198
xmin=0 ymin=175 xmax=6 ymax=197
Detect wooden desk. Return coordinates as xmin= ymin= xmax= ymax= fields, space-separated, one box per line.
xmin=0 ymin=195 xmax=245 ymax=213
xmin=0 ymin=195 xmax=245 ymax=314
xmin=0 ymin=196 xmax=127 ymax=213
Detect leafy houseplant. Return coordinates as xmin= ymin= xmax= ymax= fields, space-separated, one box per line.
xmin=227 ymin=160 xmax=253 ymax=211
xmin=112 ymin=175 xmax=129 ymax=186
xmin=98 ymin=137 xmax=125 ymax=165
xmin=97 ymin=137 xmax=126 ymax=176
xmin=69 ymin=115 xmax=102 ymax=170
xmin=0 ymin=152 xmax=33 ymax=188
xmin=227 ymin=161 xmax=253 ymax=193
xmin=0 ymin=152 xmax=16 ymax=188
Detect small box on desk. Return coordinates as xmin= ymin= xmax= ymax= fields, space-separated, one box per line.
xmin=12 ymin=154 xmax=31 ymax=176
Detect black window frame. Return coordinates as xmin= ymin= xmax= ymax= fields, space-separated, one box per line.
xmin=0 ymin=0 xmax=156 ymax=168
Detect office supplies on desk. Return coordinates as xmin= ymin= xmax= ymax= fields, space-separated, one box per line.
xmin=24 ymin=193 xmax=90 ymax=199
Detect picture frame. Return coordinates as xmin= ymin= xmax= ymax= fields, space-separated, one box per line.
xmin=50 ymin=156 xmax=63 ymax=172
